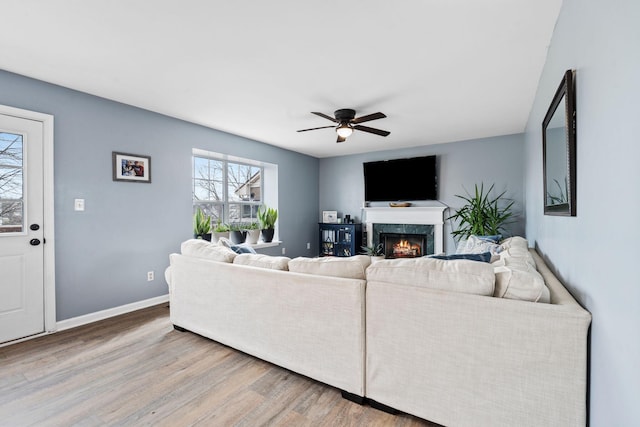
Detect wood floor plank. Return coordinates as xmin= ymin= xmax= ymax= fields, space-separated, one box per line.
xmin=0 ymin=304 xmax=440 ymax=426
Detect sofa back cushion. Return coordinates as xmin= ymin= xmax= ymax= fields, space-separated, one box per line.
xmin=494 ymin=266 xmax=550 ymax=303
xmin=288 ymin=255 xmax=371 ymax=280
xmin=180 ymin=239 xmax=237 ymax=263
xmin=366 ymin=257 xmax=495 ymax=296
xmin=499 ymin=236 xmax=529 ymax=251
xmin=233 ymin=253 xmax=291 ymax=271
xmin=456 ymin=235 xmax=503 ymax=255
xmin=492 ymin=246 xmax=550 ymax=303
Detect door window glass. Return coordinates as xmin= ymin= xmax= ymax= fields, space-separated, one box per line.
xmin=0 ymin=132 xmax=23 ymax=233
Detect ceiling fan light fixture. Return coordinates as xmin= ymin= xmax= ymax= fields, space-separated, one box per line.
xmin=336 ymin=123 xmax=353 ymax=138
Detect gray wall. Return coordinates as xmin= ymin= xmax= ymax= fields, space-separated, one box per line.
xmin=0 ymin=70 xmax=319 ymax=321
xmin=524 ymin=0 xmax=640 ymax=425
xmin=319 ymin=133 xmax=525 ymax=254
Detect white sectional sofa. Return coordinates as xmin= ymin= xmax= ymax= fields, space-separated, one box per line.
xmin=167 ymin=241 xmax=369 ymax=399
xmin=166 ymin=237 xmax=591 ymax=427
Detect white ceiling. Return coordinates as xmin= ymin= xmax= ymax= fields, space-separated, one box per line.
xmin=1 ymin=1 xmax=561 ymax=158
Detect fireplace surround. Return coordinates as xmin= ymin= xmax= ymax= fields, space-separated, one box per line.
xmin=362 ymin=206 xmax=446 ymax=255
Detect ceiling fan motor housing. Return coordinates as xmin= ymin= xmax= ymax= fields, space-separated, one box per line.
xmin=334 ymin=109 xmax=356 ymax=122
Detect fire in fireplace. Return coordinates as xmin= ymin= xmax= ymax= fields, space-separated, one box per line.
xmin=381 ymin=233 xmax=426 ymax=258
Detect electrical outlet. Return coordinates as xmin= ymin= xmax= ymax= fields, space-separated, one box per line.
xmin=147 ymin=271 xmax=154 ymax=281
xmin=74 ymin=198 xmax=85 ymax=211
xmin=307 ymin=242 xmax=311 ymax=250
xmin=282 ymin=247 xmax=286 ymax=255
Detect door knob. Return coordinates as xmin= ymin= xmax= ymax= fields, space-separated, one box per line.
xmin=30 ymin=238 xmax=41 ymax=246
xmin=30 ymin=224 xmax=40 ymax=231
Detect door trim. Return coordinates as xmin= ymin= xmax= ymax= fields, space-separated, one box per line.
xmin=0 ymin=104 xmax=55 ymax=334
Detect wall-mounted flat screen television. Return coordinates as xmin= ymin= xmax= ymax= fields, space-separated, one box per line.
xmin=363 ymin=155 xmax=437 ymax=202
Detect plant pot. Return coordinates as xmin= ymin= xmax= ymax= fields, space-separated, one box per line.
xmin=246 ymin=229 xmax=260 ymax=244
xmin=230 ymin=230 xmax=248 ymax=244
xmin=261 ymin=228 xmax=275 ymax=243
xmin=211 ymin=231 xmax=229 ymax=244
xmin=194 ymin=233 xmax=211 ymax=242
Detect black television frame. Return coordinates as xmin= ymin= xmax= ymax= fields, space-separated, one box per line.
xmin=363 ymin=155 xmax=437 ymax=202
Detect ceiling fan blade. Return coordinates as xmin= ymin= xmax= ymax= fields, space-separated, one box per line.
xmin=297 ymin=125 xmax=336 ymax=133
xmin=337 ymin=135 xmax=347 ymax=143
xmin=352 ymin=112 xmax=386 ymax=124
xmin=354 ymin=125 xmax=390 ymax=137
xmin=311 ymin=112 xmax=338 ymax=122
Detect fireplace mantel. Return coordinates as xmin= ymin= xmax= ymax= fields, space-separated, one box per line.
xmin=363 ymin=206 xmax=446 ymax=254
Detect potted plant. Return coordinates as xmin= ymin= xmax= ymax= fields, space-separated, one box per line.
xmin=229 ymin=222 xmax=248 ymax=244
xmin=361 ymin=243 xmax=385 ymax=261
xmin=257 ymin=205 xmax=278 ymax=243
xmin=193 ymin=207 xmax=211 ymax=241
xmin=245 ymin=221 xmax=261 ymax=244
xmin=448 ymin=183 xmax=514 ymax=242
xmin=211 ymin=219 xmax=230 ymax=243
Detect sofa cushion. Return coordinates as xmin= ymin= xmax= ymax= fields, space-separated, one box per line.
xmin=491 ymin=243 xmax=550 ymax=303
xmin=366 ymin=257 xmax=495 ymax=296
xmin=288 ymin=255 xmax=371 ymax=280
xmin=233 ymin=253 xmax=291 ymax=271
xmin=456 ymin=235 xmax=503 ymax=255
xmin=180 ymin=239 xmax=237 ymax=263
xmin=493 ymin=247 xmax=537 ymax=270
xmin=499 ymin=236 xmax=529 ymax=251
xmin=494 ymin=265 xmax=550 ymax=303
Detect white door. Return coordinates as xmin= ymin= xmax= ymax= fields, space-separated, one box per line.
xmin=0 ymin=114 xmax=45 ymax=343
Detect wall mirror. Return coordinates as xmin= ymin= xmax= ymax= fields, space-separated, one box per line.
xmin=543 ymin=69 xmax=576 ymax=216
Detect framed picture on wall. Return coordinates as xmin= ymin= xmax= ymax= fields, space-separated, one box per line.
xmin=322 ymin=210 xmax=338 ymax=223
xmin=112 ymin=152 xmax=151 ymax=183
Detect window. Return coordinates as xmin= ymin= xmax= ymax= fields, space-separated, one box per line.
xmin=0 ymin=132 xmax=24 ymax=233
xmin=193 ymin=150 xmax=271 ymax=227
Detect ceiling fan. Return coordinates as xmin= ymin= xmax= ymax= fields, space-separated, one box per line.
xmin=297 ymin=109 xmax=390 ymax=143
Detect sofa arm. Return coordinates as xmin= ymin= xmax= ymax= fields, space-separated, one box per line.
xmin=366 ymin=281 xmax=591 ymax=427
xmin=164 ymin=266 xmax=173 ymax=294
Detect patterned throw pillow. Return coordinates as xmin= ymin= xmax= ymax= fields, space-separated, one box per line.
xmin=218 ymin=237 xmax=257 ymax=254
xmin=230 ymin=245 xmax=257 ymax=254
xmin=476 ymin=234 xmax=502 ymax=243
xmin=429 ymin=252 xmax=492 ymax=263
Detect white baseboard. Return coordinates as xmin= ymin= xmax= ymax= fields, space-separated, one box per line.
xmin=56 ymin=294 xmax=170 ymax=332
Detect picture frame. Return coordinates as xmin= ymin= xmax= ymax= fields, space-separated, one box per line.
xmin=322 ymin=210 xmax=338 ymax=223
xmin=112 ymin=152 xmax=151 ymax=183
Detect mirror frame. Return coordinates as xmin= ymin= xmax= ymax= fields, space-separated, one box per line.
xmin=543 ymin=69 xmax=577 ymax=216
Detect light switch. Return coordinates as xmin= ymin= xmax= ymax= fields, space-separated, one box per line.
xmin=74 ymin=198 xmax=85 ymax=211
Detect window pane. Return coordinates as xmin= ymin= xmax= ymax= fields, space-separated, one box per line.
xmin=228 ymin=203 xmax=260 ymax=224
xmin=193 ymin=178 xmax=224 ymax=201
xmin=193 ymin=180 xmax=210 ymax=201
xmin=193 ymin=156 xmax=209 ymax=178
xmin=194 ymin=203 xmax=224 ymax=225
xmin=228 ymin=163 xmax=261 ymax=202
xmin=0 ymin=132 xmax=24 ymax=233
xmin=228 ymin=203 xmax=241 ymax=223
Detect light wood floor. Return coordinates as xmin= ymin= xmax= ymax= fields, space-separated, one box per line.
xmin=0 ymin=304 xmax=439 ymax=426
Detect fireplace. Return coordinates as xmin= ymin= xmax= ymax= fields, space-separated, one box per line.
xmin=372 ymin=222 xmax=435 ymax=256
xmin=362 ymin=206 xmax=446 ymax=255
xmin=381 ymin=233 xmax=426 ymax=258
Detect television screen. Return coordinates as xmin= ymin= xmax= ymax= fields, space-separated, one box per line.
xmin=363 ymin=155 xmax=437 ymax=202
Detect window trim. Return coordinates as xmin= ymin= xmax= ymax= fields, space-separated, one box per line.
xmin=192 ymin=148 xmax=279 ymax=243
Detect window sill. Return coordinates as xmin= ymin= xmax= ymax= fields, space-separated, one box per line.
xmin=250 ymin=240 xmax=281 ymax=249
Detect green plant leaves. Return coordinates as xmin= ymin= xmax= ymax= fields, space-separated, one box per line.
xmin=193 ymin=207 xmax=211 ymax=235
xmin=257 ymin=205 xmax=278 ymax=229
xmin=448 ymin=183 xmax=514 ymax=241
